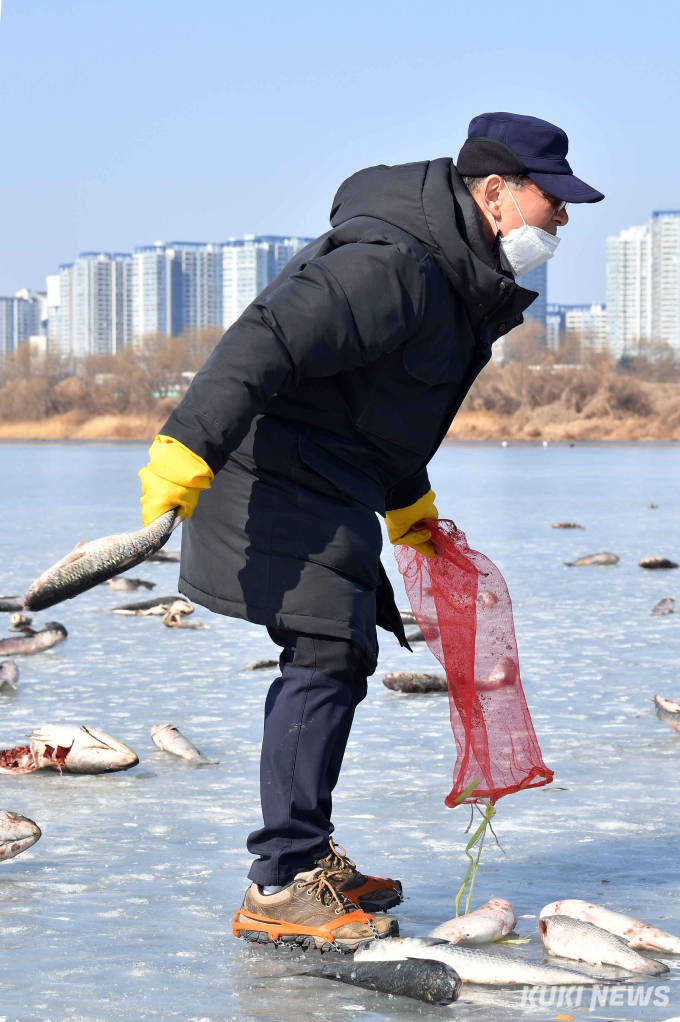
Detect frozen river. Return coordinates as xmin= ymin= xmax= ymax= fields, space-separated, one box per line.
xmin=2 ymin=441 xmax=680 ymax=1022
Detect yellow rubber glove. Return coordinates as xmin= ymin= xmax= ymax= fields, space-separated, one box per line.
xmin=385 ymin=489 xmax=438 ymax=558
xmin=139 ymin=435 xmax=214 ymax=526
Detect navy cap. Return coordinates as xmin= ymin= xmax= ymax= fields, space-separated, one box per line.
xmin=456 ymin=111 xmax=604 ymax=204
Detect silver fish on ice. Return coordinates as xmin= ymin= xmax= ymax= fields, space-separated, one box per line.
xmin=0 ymin=660 xmax=19 ymax=690
xmin=23 ymin=510 xmax=180 ymax=611
xmin=0 ymin=810 xmax=41 ymax=861
xmin=539 ymin=915 xmax=668 ymax=975
xmin=108 ymin=595 xmax=190 ymax=616
xmin=655 ymin=695 xmax=680 ymax=733
xmin=151 ymin=723 xmax=217 ymax=764
xmin=652 ymin=597 xmax=675 ymax=616
xmin=541 ymin=899 xmax=680 ymax=954
xmin=566 ymin=552 xmax=619 ymax=567
xmin=0 ymin=622 xmax=67 ymax=656
xmin=103 ymin=577 xmax=156 ymax=592
xmin=0 ymin=725 xmax=138 ymax=775
xmin=355 ymin=936 xmax=613 ymax=985
xmin=428 ymin=898 xmax=517 ymax=944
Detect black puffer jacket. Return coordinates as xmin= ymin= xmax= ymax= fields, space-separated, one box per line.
xmin=161 ymin=159 xmax=537 ymax=661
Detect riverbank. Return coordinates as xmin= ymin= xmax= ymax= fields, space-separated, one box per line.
xmin=0 ymin=408 xmax=678 ymax=442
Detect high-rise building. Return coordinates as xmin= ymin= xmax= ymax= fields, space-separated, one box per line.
xmin=54 ymin=253 xmax=132 ymax=357
xmin=516 ymin=263 xmax=547 ymax=327
xmin=222 ymin=235 xmax=311 ymax=329
xmin=605 ymin=224 xmax=652 ymax=358
xmin=131 ymin=243 xmax=183 ymax=342
xmin=651 ymin=211 xmax=680 ymax=351
xmin=38 ymin=235 xmax=313 ymax=354
xmin=0 ymin=290 xmax=43 ymax=355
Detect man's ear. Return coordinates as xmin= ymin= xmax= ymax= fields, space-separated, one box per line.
xmin=482 ymin=175 xmax=503 ymax=221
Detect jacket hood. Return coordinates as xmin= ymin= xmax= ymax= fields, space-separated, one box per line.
xmin=330 ymin=158 xmax=537 ymax=330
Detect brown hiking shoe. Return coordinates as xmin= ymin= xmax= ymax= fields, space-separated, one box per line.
xmin=232 ymin=868 xmax=398 ymax=953
xmin=315 ymin=839 xmax=403 ymax=913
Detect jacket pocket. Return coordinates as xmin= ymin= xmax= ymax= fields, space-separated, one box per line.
xmin=355 ymin=331 xmax=473 ymax=455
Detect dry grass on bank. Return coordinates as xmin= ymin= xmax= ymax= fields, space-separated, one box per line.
xmin=1 ymin=326 xmax=679 ymax=442
xmin=0 ymin=412 xmax=164 ymax=441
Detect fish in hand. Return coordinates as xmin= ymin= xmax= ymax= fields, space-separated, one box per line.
xmin=539 ymin=915 xmax=668 ymax=974
xmin=23 ymin=510 xmax=180 ymax=611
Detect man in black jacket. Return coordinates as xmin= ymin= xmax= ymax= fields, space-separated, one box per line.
xmin=139 ymin=112 xmax=603 ymax=952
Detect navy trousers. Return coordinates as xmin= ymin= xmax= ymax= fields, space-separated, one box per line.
xmin=246 ymin=628 xmax=372 ymax=887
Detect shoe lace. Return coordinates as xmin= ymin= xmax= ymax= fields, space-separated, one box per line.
xmin=298 ymin=868 xmax=355 ymax=913
xmin=322 ymin=838 xmax=357 ymax=873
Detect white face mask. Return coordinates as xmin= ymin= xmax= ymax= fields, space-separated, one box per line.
xmin=493 ymin=181 xmax=561 ymax=277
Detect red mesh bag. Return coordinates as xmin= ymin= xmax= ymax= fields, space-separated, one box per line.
xmin=395 ymin=520 xmax=553 ymax=806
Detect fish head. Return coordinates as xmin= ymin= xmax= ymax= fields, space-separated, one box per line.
xmin=0 ymin=810 xmax=41 ymax=860
xmin=0 ymin=660 xmax=19 ymax=689
xmin=150 ymin=723 xmax=176 ymax=744
xmin=486 ymin=898 xmax=518 ymax=930
xmin=656 ymin=695 xmax=680 ymax=714
xmin=168 ymin=600 xmax=193 ymax=615
xmin=29 ymin=725 xmax=138 ymax=773
xmin=40 ymin=623 xmax=68 ymax=638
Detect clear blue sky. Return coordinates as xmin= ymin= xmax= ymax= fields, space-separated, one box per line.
xmin=1 ymin=0 xmax=679 ymax=304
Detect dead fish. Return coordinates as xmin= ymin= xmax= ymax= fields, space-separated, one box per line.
xmin=652 ymin=597 xmax=675 ymax=616
xmin=552 ymin=522 xmax=585 ymax=529
xmin=428 ymin=898 xmax=517 ymax=944
xmin=300 ymin=957 xmax=461 ymax=1005
xmin=649 ymin=503 xmax=658 ymax=509
xmin=10 ymin=612 xmax=32 ymax=629
xmin=639 ymin=556 xmax=679 ymax=570
xmin=145 ymin=548 xmax=181 ymax=563
xmin=539 ymin=915 xmax=667 ymax=975
xmin=23 ymin=510 xmax=180 ymax=612
xmin=0 ymin=810 xmax=41 ymax=861
xmin=476 ymin=656 xmax=517 ymax=692
xmin=162 ymin=611 xmax=207 ymax=629
xmin=404 ymin=628 xmax=425 ymax=643
xmin=0 ymin=598 xmax=23 ymax=612
xmin=541 ymin=899 xmax=680 ymax=954
xmin=108 ymin=594 xmax=187 ymax=615
xmin=566 ymin=552 xmax=619 ymax=567
xmin=0 ymin=661 xmax=19 ymax=691
xmin=654 ymin=695 xmax=680 ymax=733
xmin=242 ymin=659 xmax=280 ymax=671
xmin=0 ymin=725 xmax=138 ymax=775
xmin=0 ymin=622 xmax=67 ymax=656
xmin=382 ymin=672 xmax=448 ymax=694
xmin=104 ymin=577 xmax=156 ymax=592
xmin=150 ymin=723 xmax=217 ymax=764
xmin=355 ymin=936 xmax=613 ymax=985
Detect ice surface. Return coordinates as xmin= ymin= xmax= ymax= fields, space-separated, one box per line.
xmin=1 ymin=441 xmax=680 ymax=1020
